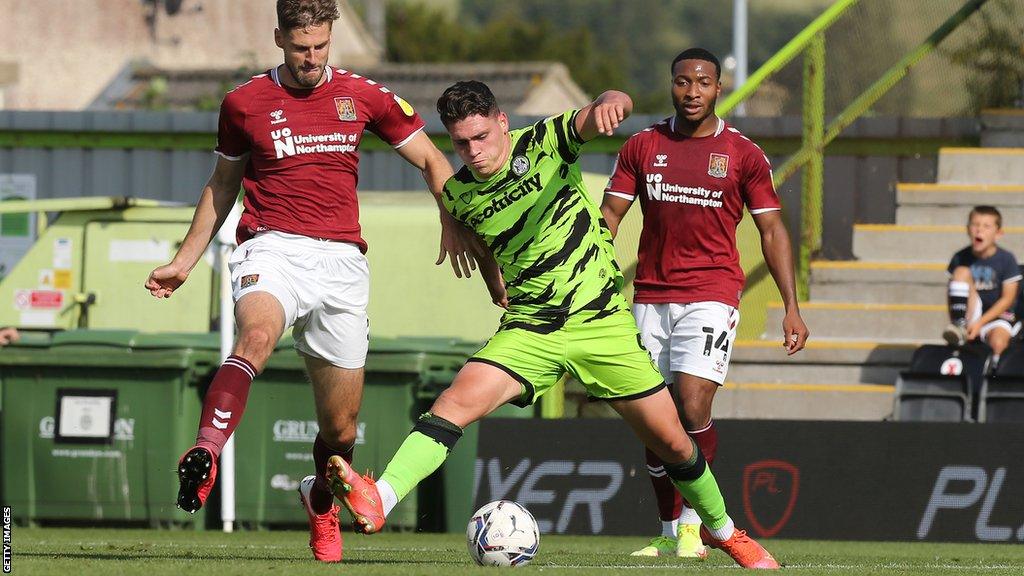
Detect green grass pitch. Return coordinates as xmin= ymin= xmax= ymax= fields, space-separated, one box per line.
xmin=10 ymin=528 xmax=1024 ymax=575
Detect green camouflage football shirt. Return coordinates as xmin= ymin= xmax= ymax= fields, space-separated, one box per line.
xmin=442 ymin=110 xmax=626 ymax=332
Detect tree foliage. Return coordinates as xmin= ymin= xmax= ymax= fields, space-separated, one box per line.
xmin=942 ymin=0 xmax=1024 ymax=111
xmin=384 ymin=1 xmax=630 ymax=103
xmin=382 ymin=0 xmax=821 ymax=113
xmin=381 ymin=0 xmax=1023 ymax=116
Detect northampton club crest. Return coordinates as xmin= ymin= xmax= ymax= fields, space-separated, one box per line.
xmin=334 ymin=97 xmax=357 ymax=121
xmin=708 ymin=153 xmax=729 ymax=178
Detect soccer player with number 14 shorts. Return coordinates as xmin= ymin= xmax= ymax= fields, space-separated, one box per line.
xmin=328 ymin=80 xmax=780 ymax=570
xmin=602 ymin=48 xmax=809 ymax=558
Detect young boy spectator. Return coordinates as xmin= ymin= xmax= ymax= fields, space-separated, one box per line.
xmin=943 ymin=206 xmax=1021 ymax=368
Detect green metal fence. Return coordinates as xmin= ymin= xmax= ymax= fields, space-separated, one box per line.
xmin=716 ymin=0 xmax=995 ymax=299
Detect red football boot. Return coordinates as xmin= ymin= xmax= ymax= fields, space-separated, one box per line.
xmin=176 ymin=446 xmax=216 ymax=513
xmin=700 ymin=525 xmax=780 ymax=569
xmin=298 ymin=475 xmax=343 ymax=562
xmin=326 ymin=455 xmax=386 ymax=534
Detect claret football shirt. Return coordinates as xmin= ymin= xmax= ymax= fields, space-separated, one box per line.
xmin=216 ymin=66 xmax=425 ymax=251
xmin=606 ymin=117 xmax=781 ymax=307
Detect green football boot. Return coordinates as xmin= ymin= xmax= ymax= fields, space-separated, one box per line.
xmin=629 ymin=535 xmax=677 ymax=557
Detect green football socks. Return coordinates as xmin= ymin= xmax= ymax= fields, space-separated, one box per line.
xmin=379 ymin=412 xmax=464 ymax=504
xmin=662 ymin=438 xmax=729 ymax=531
xmin=671 ymin=466 xmax=729 ymax=530
xmin=379 ymin=432 xmax=451 ymax=501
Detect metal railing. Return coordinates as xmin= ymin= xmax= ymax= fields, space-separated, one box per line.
xmin=717 ymin=0 xmax=992 ymax=299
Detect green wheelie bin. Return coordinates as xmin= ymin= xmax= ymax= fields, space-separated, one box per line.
xmin=0 ymin=330 xmax=220 ymax=526
xmin=229 ymin=336 xmax=476 ymax=530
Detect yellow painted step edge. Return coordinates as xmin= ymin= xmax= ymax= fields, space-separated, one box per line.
xmin=855 ymin=224 xmax=1024 ymax=233
xmin=723 ymin=382 xmax=894 ymax=393
xmin=734 ymin=339 xmax=917 ymax=350
xmin=811 ymin=261 xmax=945 ymax=270
xmin=767 ymin=302 xmax=945 ymax=311
xmin=897 ymin=183 xmax=1024 ymax=192
xmin=940 ymin=147 xmax=1024 ymax=154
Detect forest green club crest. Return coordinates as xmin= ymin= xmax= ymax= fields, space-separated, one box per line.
xmin=511 ymin=155 xmax=531 ymax=177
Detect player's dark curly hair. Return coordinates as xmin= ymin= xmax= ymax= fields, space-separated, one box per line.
xmin=671 ymin=47 xmax=721 ymax=79
xmin=437 ymin=81 xmax=500 ymax=127
xmin=277 ymin=0 xmax=340 ymax=31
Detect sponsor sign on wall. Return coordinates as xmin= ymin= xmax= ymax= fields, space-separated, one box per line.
xmin=474 ymin=419 xmax=1024 ymax=542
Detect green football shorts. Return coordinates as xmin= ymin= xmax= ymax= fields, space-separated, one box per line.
xmin=469 ymin=307 xmax=666 ymax=407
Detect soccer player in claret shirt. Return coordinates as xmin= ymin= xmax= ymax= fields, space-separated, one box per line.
xmin=144 ymin=0 xmax=475 ymax=563
xmin=329 ymin=80 xmax=779 ymax=570
xmin=601 ymin=48 xmax=809 ymax=559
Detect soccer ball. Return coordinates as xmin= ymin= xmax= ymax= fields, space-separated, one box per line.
xmin=466 ymin=500 xmax=540 ymax=567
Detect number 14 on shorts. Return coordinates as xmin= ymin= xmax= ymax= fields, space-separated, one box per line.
xmin=702 ymin=326 xmax=730 ymax=356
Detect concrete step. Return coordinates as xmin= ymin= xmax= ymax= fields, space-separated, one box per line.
xmin=853 ymin=224 xmax=1024 ymax=262
xmin=731 ymin=339 xmax=917 ymax=364
xmin=719 ymin=340 xmax=913 ymax=420
xmin=981 ymin=109 xmax=1024 ymax=131
xmin=811 ymin=282 xmax=947 ymax=304
xmin=982 ymin=132 xmax=1024 ymax=148
xmin=810 ymin=261 xmax=946 ymax=304
xmin=713 ymin=383 xmax=894 ymax=420
xmin=765 ymin=301 xmax=946 ymax=340
xmin=897 ymin=205 xmax=1024 ymax=226
xmin=897 ymin=183 xmax=1024 ymax=206
xmin=938 ymin=147 xmax=1024 ymax=185
xmin=729 ymin=358 xmax=899 ymax=385
xmin=731 ymin=340 xmax=904 ymax=385
xmin=810 ymin=261 xmax=947 ymax=284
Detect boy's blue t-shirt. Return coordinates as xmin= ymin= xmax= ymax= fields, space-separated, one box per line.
xmin=948 ymin=246 xmax=1022 ymax=312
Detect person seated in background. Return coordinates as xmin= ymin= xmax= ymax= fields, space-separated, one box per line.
xmin=943 ymin=205 xmax=1021 ymax=369
xmin=0 ymin=327 xmax=19 ymax=346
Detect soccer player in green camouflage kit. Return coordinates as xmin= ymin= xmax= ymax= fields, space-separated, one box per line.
xmin=329 ymin=81 xmax=779 ymax=569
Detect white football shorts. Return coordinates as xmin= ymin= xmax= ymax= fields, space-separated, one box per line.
xmin=632 ymin=301 xmax=739 ymax=386
xmin=969 ymin=294 xmax=1023 ymax=342
xmin=229 ymin=231 xmax=369 ymax=369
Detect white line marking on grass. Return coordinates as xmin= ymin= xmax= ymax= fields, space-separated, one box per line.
xmin=41 ymin=542 xmax=467 ymax=554
xmin=52 ymin=542 xmax=288 ymax=550
xmin=532 ymin=561 xmax=741 ymax=565
xmin=785 ymin=564 xmax=1020 ymax=571
xmin=539 ymin=562 xmax=1021 ymax=571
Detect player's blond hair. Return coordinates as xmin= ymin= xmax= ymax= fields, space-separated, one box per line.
xmin=277 ymin=0 xmax=340 ymax=32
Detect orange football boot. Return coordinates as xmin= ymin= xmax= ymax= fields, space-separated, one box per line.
xmin=326 ymin=455 xmax=386 ymax=534
xmin=701 ymin=526 xmax=780 ymax=569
